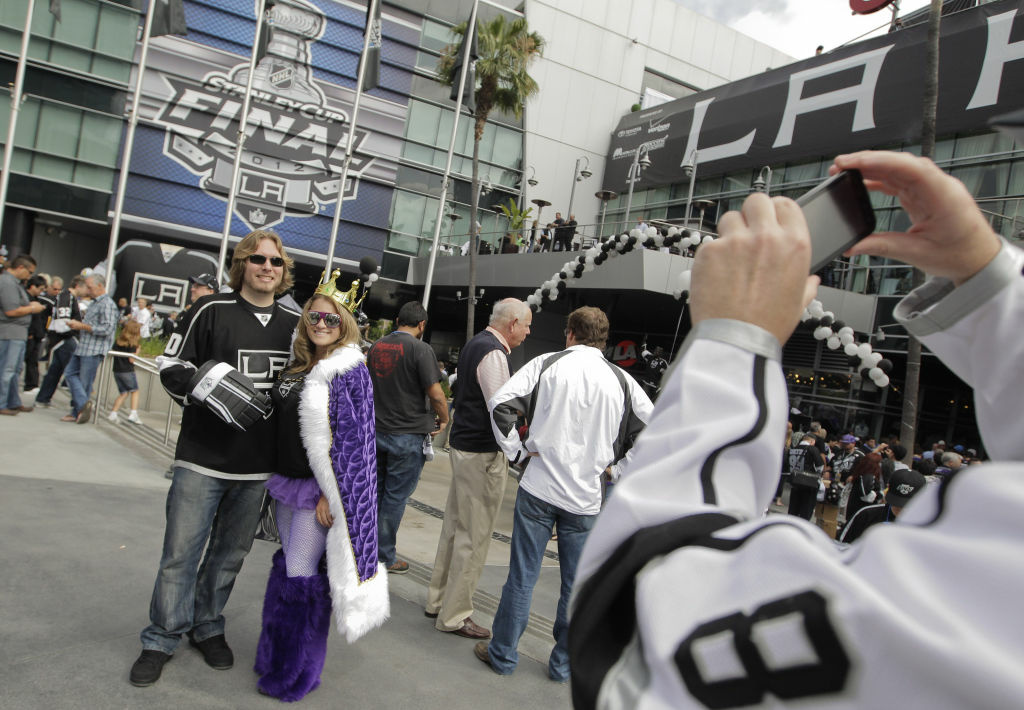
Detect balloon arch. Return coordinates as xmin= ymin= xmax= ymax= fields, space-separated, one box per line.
xmin=525 ymin=225 xmax=893 ymax=388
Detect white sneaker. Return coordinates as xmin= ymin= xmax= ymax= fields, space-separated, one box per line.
xmin=127 ymin=411 xmax=141 ymax=424
xmin=107 ymin=411 xmax=119 ymax=423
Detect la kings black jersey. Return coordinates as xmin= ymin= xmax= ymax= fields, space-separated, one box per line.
xmin=158 ymin=291 xmax=300 ymax=478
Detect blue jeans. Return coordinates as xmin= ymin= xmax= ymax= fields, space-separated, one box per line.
xmin=64 ymin=353 xmax=103 ymax=416
xmin=375 ymin=432 xmax=426 ymax=566
xmin=36 ymin=338 xmax=77 ymax=404
xmin=488 ymin=487 xmax=596 ymax=681
xmin=140 ymin=467 xmax=265 ymax=654
xmin=0 ymin=338 xmax=27 ymax=409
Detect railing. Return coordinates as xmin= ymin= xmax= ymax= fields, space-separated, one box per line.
xmin=92 ymin=349 xmax=177 ymax=447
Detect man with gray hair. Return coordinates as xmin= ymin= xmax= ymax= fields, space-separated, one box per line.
xmin=425 ymin=298 xmax=532 ymax=639
xmin=63 ymin=273 xmax=119 ymax=423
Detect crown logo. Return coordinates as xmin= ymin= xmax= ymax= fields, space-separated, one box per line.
xmin=249 ymin=207 xmax=267 ymax=225
xmin=313 ymin=269 xmax=365 ymax=314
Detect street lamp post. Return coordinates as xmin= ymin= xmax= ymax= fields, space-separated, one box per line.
xmin=682 ymin=150 xmax=698 ymax=229
xmin=518 ymin=165 xmax=537 ymax=211
xmin=752 ymin=165 xmax=773 ymax=195
xmin=622 ymin=144 xmax=653 ymax=233
xmin=594 ymin=189 xmax=618 ymax=240
xmin=566 ymin=156 xmax=592 ymax=220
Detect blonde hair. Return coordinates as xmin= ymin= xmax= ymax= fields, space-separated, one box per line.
xmin=227 ymin=230 xmax=294 ymax=295
xmin=117 ymin=320 xmax=142 ymax=348
xmin=287 ymin=296 xmax=360 ymax=374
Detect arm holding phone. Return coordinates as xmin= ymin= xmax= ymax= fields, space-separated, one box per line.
xmin=570 ymin=151 xmax=1024 ymax=709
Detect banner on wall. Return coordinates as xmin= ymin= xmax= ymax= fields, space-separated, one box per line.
xmin=605 ymin=0 xmax=1024 ymax=192
xmin=128 ymin=0 xmax=409 ymax=252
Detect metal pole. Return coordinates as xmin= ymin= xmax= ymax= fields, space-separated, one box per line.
xmin=214 ymin=0 xmax=268 ymax=286
xmin=323 ymin=0 xmax=379 ymax=271
xmin=622 ymin=159 xmax=639 ymax=234
xmin=598 ymin=201 xmax=608 ymax=239
xmin=422 ymin=0 xmax=480 ymax=309
xmin=566 ymin=158 xmax=580 ymax=218
xmin=0 ymin=0 xmax=37 ymax=237
xmin=104 ymin=0 xmax=160 ymax=291
xmin=683 ymin=150 xmax=697 ymax=230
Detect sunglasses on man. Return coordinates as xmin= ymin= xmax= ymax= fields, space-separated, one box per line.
xmin=306 ymin=310 xmax=342 ymax=328
xmin=246 ymin=254 xmax=286 ymax=267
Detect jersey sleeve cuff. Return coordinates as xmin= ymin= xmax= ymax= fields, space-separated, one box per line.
xmin=688 ymin=319 xmax=782 ymax=362
xmin=895 ymin=241 xmax=1023 ymax=337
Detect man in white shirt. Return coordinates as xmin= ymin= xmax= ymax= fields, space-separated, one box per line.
xmin=474 ymin=306 xmax=653 ymax=682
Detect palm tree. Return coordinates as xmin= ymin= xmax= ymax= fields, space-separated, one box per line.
xmin=437 ymin=15 xmax=544 ymax=339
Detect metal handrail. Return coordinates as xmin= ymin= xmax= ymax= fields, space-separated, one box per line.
xmin=93 ymin=349 xmax=177 ymax=446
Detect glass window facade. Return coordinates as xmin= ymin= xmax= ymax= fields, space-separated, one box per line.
xmin=0 ymin=0 xmax=136 ymax=219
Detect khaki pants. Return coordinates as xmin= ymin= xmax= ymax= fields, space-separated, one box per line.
xmin=426 ymin=448 xmax=508 ymax=630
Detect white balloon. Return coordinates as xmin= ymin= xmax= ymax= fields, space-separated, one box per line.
xmin=585 ymin=255 xmax=595 ymax=265
xmin=701 ymin=235 xmax=714 ymax=244
xmin=368 ymin=272 xmax=379 ymax=282
xmin=620 ymin=233 xmax=630 ymax=243
xmin=671 ymin=290 xmax=682 ymax=300
xmin=840 ymin=332 xmax=855 ymax=346
xmin=667 ymin=226 xmax=679 ymax=237
xmin=645 ymin=227 xmax=657 ymax=238
xmin=677 ymin=270 xmax=692 ymax=291
xmin=874 ymin=373 xmax=890 ymax=388
xmin=586 ymin=247 xmax=599 ymax=258
xmin=838 ymin=326 xmax=854 ymax=336
xmin=867 ymin=352 xmax=883 ymax=367
xmin=814 ymin=326 xmax=831 ymax=340
xmin=526 ymin=294 xmax=538 ymax=305
xmin=869 ymin=367 xmax=884 ymax=380
xmin=584 ymin=263 xmax=595 ymax=272
xmin=857 ymin=343 xmax=873 ymax=359
xmin=827 ymin=336 xmax=841 ymax=350
xmin=548 ymin=289 xmax=558 ymax=301
xmin=653 ymin=234 xmax=665 ymax=247
xmin=629 ymin=228 xmax=640 ymax=238
xmin=808 ymin=300 xmax=824 ymax=318
xmin=844 ymin=343 xmax=860 ymax=356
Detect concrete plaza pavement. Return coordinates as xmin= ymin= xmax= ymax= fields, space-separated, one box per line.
xmin=0 ymin=391 xmax=571 ymax=710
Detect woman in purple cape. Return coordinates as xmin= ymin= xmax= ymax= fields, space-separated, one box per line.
xmin=255 ymin=277 xmax=389 ymax=701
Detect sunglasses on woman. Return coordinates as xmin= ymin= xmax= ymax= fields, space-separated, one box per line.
xmin=247 ymin=254 xmax=286 ymax=267
xmin=306 ymin=310 xmax=342 ymax=328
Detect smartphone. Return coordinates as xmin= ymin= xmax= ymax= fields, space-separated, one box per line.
xmin=796 ymin=169 xmax=876 ymax=274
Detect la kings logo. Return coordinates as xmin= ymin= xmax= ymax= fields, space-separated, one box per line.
xmin=238 ymin=350 xmax=290 ymax=390
xmin=154 ymin=0 xmax=374 ymax=231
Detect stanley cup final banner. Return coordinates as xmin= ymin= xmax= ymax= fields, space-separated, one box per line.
xmin=124 ymin=0 xmax=416 ymax=264
xmin=605 ymin=0 xmax=1024 ymax=193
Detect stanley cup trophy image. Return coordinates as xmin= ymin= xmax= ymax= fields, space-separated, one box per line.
xmin=200 ymin=0 xmax=357 ymax=231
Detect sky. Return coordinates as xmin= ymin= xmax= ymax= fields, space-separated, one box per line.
xmin=674 ymin=0 xmax=935 ymax=60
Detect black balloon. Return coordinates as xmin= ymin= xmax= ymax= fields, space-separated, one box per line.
xmin=860 ymin=368 xmax=872 ymax=378
xmin=805 ymin=318 xmax=820 ymax=330
xmin=644 ymin=238 xmax=655 ymax=248
xmin=556 ymin=280 xmax=566 ymax=291
xmin=832 ymin=320 xmax=846 ymax=331
xmin=559 ymin=271 xmax=567 ymax=280
xmin=577 ymin=255 xmax=586 ymax=264
xmin=819 ymin=315 xmax=833 ymax=327
xmin=848 ymin=355 xmax=862 ymax=367
xmin=878 ymin=359 xmax=893 ymax=373
xmin=358 ymin=256 xmax=377 ymax=275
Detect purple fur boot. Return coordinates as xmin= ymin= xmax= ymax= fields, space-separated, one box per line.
xmin=254 ymin=549 xmax=287 ymax=676
xmin=254 ymin=551 xmax=332 ymax=702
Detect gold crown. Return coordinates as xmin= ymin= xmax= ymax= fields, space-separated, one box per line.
xmin=313 ymin=269 xmax=366 ymax=314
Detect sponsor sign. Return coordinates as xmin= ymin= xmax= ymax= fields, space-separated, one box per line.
xmin=605 ymin=0 xmax=1024 ymax=192
xmin=611 ymin=339 xmax=639 ymax=368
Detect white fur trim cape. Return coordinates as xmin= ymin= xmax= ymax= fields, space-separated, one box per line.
xmin=299 ymin=344 xmax=389 ymax=642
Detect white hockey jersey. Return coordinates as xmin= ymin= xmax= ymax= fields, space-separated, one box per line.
xmin=569 ymin=242 xmax=1024 ymax=709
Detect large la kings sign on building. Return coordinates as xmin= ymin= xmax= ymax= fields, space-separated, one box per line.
xmin=606 ymin=0 xmax=1024 ymax=192
xmin=152 ymin=0 xmax=375 ymax=232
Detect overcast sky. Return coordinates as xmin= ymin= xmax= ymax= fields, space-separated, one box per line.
xmin=675 ymin=0 xmax=934 ymax=60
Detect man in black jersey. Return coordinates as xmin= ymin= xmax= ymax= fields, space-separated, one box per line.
xmin=130 ymin=231 xmax=300 ymax=687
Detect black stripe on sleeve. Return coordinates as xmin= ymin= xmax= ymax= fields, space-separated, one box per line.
xmin=699 ymin=355 xmax=769 ymax=505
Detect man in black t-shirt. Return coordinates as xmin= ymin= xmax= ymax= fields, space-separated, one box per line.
xmin=366 ymin=302 xmax=449 ymax=574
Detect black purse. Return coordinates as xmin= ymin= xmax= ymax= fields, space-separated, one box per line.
xmin=254 ymin=492 xmax=280 ymax=544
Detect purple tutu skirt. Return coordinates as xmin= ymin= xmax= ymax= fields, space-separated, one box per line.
xmin=265 ymin=474 xmax=322 ymax=511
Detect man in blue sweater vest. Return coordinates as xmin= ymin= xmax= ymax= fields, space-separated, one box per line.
xmin=425 ymin=299 xmax=532 ymax=639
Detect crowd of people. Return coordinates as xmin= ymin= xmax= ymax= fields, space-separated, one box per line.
xmin=2 ymin=147 xmax=1019 ymax=706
